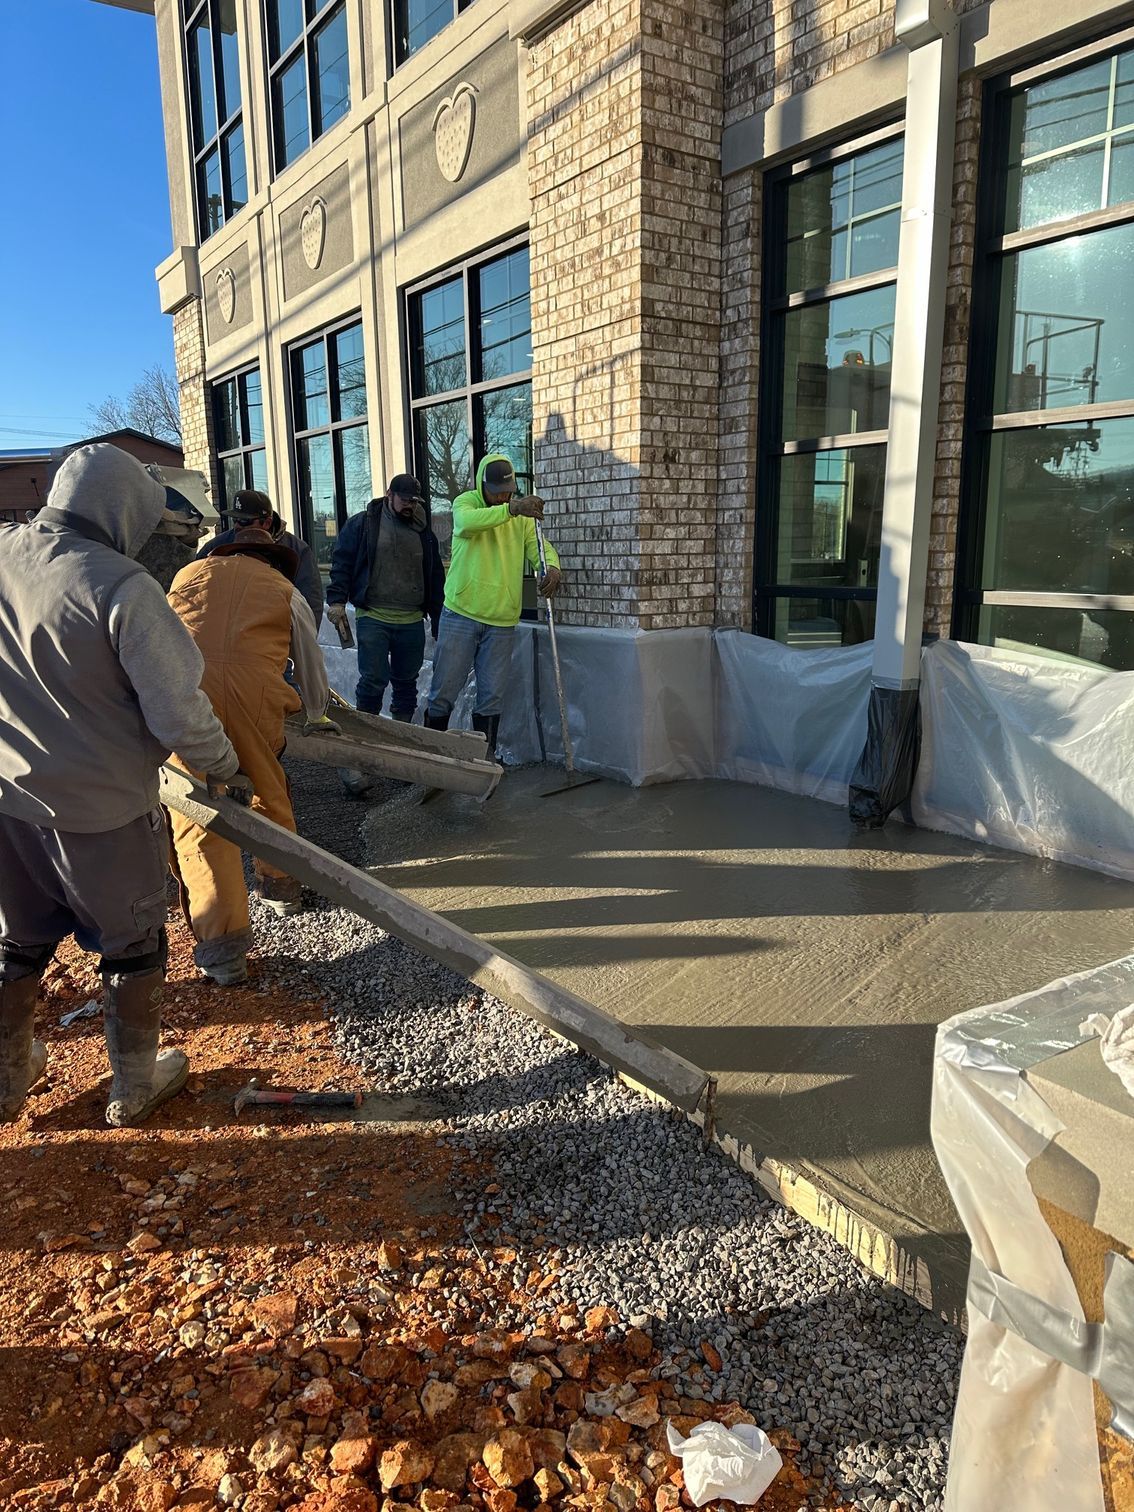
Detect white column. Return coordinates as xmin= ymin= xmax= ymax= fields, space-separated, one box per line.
xmin=871 ymin=0 xmax=959 ymax=690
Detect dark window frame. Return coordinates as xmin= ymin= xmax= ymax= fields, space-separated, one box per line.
xmin=265 ymin=0 xmax=350 ymax=173
xmin=404 ymin=235 xmax=533 ymax=495
xmin=955 ymin=23 xmax=1134 ymax=642
xmin=392 ymin=0 xmax=476 ymax=69
xmin=288 ymin=312 xmax=372 ymax=555
xmin=212 ymin=364 xmax=267 ymax=519
xmin=753 ymin=122 xmax=904 ymax=643
xmin=183 ymin=0 xmax=247 ymax=242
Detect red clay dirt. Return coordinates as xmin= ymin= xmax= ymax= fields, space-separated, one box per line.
xmin=0 ymin=919 xmax=851 ymax=1512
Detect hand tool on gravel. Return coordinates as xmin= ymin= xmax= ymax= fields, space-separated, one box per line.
xmin=534 ymin=519 xmax=600 ymax=798
xmin=234 ymin=1078 xmax=364 ymax=1115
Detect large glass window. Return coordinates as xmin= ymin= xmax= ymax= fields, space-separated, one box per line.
xmin=756 ymin=132 xmax=903 ymax=645
xmin=407 ymin=242 xmax=532 ymax=555
xmin=213 ymin=366 xmax=268 ymax=516
xmin=290 ymin=318 xmax=371 ymax=570
xmin=266 ymin=0 xmax=350 ymax=171
xmin=959 ymin=34 xmax=1134 ymax=668
xmin=185 ymin=0 xmax=246 ymax=241
xmin=393 ymin=0 xmax=476 ymax=67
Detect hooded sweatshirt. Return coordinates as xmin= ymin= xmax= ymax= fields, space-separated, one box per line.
xmin=443 ymin=455 xmax=561 ymax=628
xmin=0 ymin=444 xmax=238 ymax=833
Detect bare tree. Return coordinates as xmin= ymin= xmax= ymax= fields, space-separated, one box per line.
xmin=89 ymin=365 xmax=182 ymax=446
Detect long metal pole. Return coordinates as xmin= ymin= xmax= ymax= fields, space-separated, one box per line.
xmin=534 ymin=519 xmax=576 ymax=777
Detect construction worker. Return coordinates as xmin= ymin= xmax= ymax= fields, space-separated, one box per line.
xmin=135 ymin=474 xmax=209 ymax=591
xmin=325 ymin=473 xmax=445 ymax=721
xmin=426 ymin=455 xmax=561 ymax=758
xmin=167 ymin=527 xmax=338 ymax=987
xmin=0 ymin=444 xmax=249 ymax=1127
xmin=199 ymin=489 xmax=324 ymax=628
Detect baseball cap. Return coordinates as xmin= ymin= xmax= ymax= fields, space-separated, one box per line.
xmin=482 ymin=458 xmax=517 ymax=495
xmin=388 ymin=473 xmax=424 ymax=501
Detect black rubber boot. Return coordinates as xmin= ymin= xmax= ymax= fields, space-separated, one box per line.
xmin=471 ymin=713 xmax=501 ymax=761
xmin=0 ymin=975 xmax=47 ymax=1121
xmin=104 ymin=968 xmax=188 ymax=1128
xmin=424 ymin=711 xmax=450 ymax=731
xmin=391 ymin=710 xmax=414 ymax=724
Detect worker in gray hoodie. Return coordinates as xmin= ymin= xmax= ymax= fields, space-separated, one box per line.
xmin=0 ymin=444 xmax=250 ymax=1127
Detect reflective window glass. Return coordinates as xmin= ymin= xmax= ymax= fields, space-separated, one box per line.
xmin=225 ymin=123 xmax=247 ymax=213
xmin=200 ymin=148 xmax=223 ymax=238
xmin=215 ymin=0 xmax=241 ymax=120
xmin=297 ymin=434 xmax=337 ymax=569
xmin=415 ymin=277 xmax=466 ymax=396
xmin=773 ymin=447 xmax=886 ymax=589
xmin=314 ymin=6 xmax=350 ymax=136
xmin=215 ymin=377 xmax=240 ymax=452
xmin=779 ymin=286 xmax=895 ymax=442
xmin=294 ymin=341 xmax=330 ymax=431
xmin=243 ymin=368 xmax=264 ymax=446
xmin=222 ymin=454 xmax=244 ymax=506
xmin=338 ymin=423 xmax=372 ymax=517
xmin=769 ymin=595 xmax=877 ymax=648
xmin=782 ymin=137 xmax=903 ymax=294
xmin=332 ymin=324 xmax=367 ymax=419
xmin=396 ymin=0 xmax=454 ymax=63
xmin=269 ymin=0 xmax=304 ymax=60
xmin=1005 ymin=46 xmax=1134 ymax=232
xmin=993 ymin=220 xmax=1134 ymax=415
xmin=189 ymin=16 xmax=217 ymax=150
xmin=415 ymin=400 xmax=471 ymax=554
xmin=478 ymin=382 xmax=533 ymax=487
xmin=274 ymin=53 xmax=309 ymax=167
xmin=478 ymin=249 xmax=532 ymax=381
xmin=977 ymin=604 xmax=1134 ymax=668
xmin=981 ymin=418 xmax=1134 ymax=596
xmin=249 ymin=449 xmax=269 ymax=493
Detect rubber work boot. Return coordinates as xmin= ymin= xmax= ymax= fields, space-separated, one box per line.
xmin=391 ymin=710 xmax=415 ymax=723
xmin=259 ymin=874 xmax=303 ymax=918
xmin=424 ymin=711 xmax=450 ymax=731
xmin=471 ymin=712 xmax=501 ymax=762
xmin=202 ymin=957 xmax=248 ymax=987
xmin=104 ymin=969 xmax=188 ymax=1128
xmin=0 ymin=975 xmax=47 ymax=1121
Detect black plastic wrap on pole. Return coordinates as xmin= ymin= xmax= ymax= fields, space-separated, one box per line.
xmin=848 ymin=684 xmax=922 ymax=829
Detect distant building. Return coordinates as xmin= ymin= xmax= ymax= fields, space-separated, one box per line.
xmin=0 ymin=429 xmax=185 ymax=524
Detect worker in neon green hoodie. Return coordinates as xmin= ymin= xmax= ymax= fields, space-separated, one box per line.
xmin=425 ymin=455 xmax=561 ymax=760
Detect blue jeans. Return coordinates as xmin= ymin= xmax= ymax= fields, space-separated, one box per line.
xmin=355 ymin=615 xmax=426 ymax=719
xmin=428 ymin=607 xmax=515 ymax=719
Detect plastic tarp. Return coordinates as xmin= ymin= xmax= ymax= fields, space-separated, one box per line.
xmin=317 ymin=614 xmax=1134 ymax=879
xmin=932 ymin=959 xmax=1134 ymax=1511
xmin=912 ymin=640 xmax=1134 ymax=880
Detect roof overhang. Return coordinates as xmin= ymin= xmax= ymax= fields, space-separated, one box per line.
xmin=90 ymin=0 xmax=156 ymax=14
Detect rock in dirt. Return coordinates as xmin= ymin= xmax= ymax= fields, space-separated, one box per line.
xmin=249 ymin=1427 xmax=299 ymax=1474
xmin=433 ymin=1434 xmax=484 ymax=1492
xmin=615 ymin=1396 xmax=660 ymax=1429
xmin=296 ymin=1378 xmax=337 ymax=1417
xmin=251 ymin=1292 xmax=298 ymax=1340
xmin=229 ymin=1367 xmax=277 ymax=1410
xmin=422 ymin=1381 xmax=459 ymax=1419
xmin=379 ymin=1440 xmax=434 ymax=1491
xmin=482 ymin=1430 xmax=534 ymax=1489
xmin=533 ymin=1468 xmax=564 ymax=1501
xmin=217 ymin=1473 xmax=244 ymax=1506
xmin=330 ymin=1430 xmax=377 ymax=1475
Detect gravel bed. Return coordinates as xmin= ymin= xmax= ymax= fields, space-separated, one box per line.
xmin=266 ymin=757 xmax=963 ymax=1511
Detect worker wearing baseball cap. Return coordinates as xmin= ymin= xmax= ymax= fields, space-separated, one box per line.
xmin=326 ymin=474 xmax=445 ymax=752
xmin=425 ymin=455 xmax=561 ymax=760
xmin=198 ymin=488 xmax=324 ymax=629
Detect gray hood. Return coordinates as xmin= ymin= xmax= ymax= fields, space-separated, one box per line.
xmin=38 ymin=443 xmax=167 ymax=559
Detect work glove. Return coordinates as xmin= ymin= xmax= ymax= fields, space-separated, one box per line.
xmin=327 ymin=602 xmax=349 ymax=629
xmin=508 ymin=494 xmax=545 ymax=520
xmin=538 ymin=565 xmax=563 ymax=598
xmin=207 ymin=770 xmax=255 ymax=806
xmin=303 ymin=715 xmax=342 ymax=736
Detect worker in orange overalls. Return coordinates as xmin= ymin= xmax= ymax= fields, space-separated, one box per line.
xmin=166 ymin=527 xmax=339 ymax=986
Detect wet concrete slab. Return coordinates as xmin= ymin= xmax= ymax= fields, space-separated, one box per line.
xmin=364 ymin=771 xmax=1134 ymax=1309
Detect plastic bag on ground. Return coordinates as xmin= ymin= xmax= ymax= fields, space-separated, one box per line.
xmin=1081 ymin=1005 xmax=1134 ymax=1098
xmin=665 ymin=1420 xmax=783 ymax=1506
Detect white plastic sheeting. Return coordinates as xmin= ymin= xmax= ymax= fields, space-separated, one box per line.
xmin=317 ymin=614 xmax=1134 ymax=879
xmin=932 ymin=960 xmax=1134 ymax=1511
xmin=913 ymin=640 xmax=1134 ymax=880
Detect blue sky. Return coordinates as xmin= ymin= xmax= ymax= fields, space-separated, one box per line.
xmin=0 ymin=1 xmax=174 ymax=449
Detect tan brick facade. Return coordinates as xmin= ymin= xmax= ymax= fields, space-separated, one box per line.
xmin=172 ymin=297 xmax=218 ymax=502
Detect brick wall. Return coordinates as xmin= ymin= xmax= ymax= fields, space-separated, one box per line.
xmin=173 ymin=298 xmax=218 ymax=502
xmin=924 ymin=73 xmax=981 ymax=639
xmin=526 ymin=0 xmax=723 ymax=630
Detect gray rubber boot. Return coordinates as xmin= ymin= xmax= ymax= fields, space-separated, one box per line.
xmin=471 ymin=713 xmax=501 ymax=761
xmin=103 ymin=969 xmax=188 ymax=1128
xmin=0 ymin=975 xmax=47 ymax=1121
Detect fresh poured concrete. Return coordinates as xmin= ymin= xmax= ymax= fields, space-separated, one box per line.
xmin=363 ymin=772 xmax=1134 ymax=1308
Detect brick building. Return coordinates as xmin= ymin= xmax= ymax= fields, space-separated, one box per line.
xmin=95 ymin=0 xmax=1134 ymax=808
xmin=0 ymin=429 xmax=185 ymax=523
